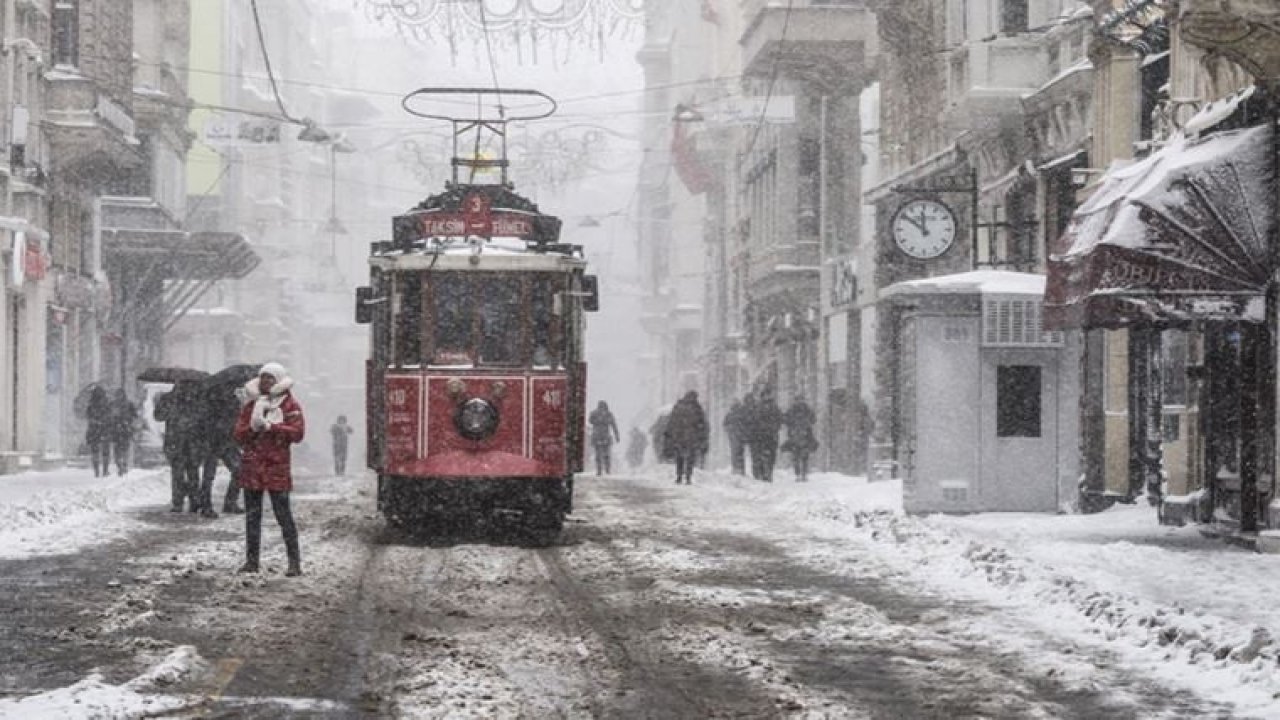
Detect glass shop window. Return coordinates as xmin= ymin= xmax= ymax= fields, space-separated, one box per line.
xmin=997 ymin=365 xmax=1042 ymax=437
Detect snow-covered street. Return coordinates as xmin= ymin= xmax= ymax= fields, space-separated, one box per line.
xmin=2 ymin=465 xmax=1278 ymax=717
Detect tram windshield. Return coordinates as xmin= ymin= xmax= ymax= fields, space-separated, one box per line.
xmin=395 ymin=272 xmax=568 ymax=368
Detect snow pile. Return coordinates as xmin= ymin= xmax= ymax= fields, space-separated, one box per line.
xmin=0 ymin=646 xmax=203 ymax=718
xmin=0 ymin=467 xmax=169 ymax=558
xmin=847 ymin=509 xmax=1280 ymax=714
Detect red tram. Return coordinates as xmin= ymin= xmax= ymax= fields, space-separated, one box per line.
xmin=355 ymin=89 xmax=597 ymax=532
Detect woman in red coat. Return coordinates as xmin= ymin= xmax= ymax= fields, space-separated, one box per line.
xmin=233 ymin=362 xmax=306 ymax=576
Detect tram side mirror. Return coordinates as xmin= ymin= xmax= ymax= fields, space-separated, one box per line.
xmin=355 ymin=286 xmax=373 ymax=325
xmin=583 ymin=275 xmax=600 ymax=312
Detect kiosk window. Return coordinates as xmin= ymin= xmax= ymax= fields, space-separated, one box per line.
xmin=997 ymin=365 xmax=1041 ymax=437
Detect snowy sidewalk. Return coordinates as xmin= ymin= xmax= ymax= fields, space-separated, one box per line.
xmin=671 ymin=467 xmax=1280 ymax=718
xmin=0 ymin=465 xmax=171 ymax=560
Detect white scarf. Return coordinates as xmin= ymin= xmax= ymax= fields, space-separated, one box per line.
xmin=244 ymin=377 xmax=294 ymax=429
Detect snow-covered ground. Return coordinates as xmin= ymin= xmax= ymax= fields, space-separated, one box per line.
xmin=0 ymin=466 xmax=173 ymax=560
xmin=4 ymin=462 xmax=1280 ymax=717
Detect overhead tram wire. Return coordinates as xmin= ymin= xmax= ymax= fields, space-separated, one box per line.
xmin=741 ymin=0 xmax=795 ymax=161
xmin=249 ymin=0 xmax=302 ymax=124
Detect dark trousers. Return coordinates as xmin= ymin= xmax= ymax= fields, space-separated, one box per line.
xmin=729 ymin=437 xmax=746 ymax=475
xmin=750 ymin=440 xmax=778 ymax=482
xmin=110 ymin=436 xmax=130 ymax=475
xmin=199 ymin=445 xmax=242 ymax=512
xmin=674 ymin=451 xmax=697 ymax=483
xmin=169 ymin=455 xmax=200 ymax=510
xmin=333 ymin=445 xmax=347 ymax=476
xmin=593 ymin=443 xmax=611 ymax=475
xmin=244 ymin=489 xmax=300 ymax=566
xmin=793 ymin=450 xmax=810 ymax=482
xmin=89 ymin=439 xmax=111 ymax=477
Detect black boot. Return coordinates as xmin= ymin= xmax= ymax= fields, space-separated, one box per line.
xmin=223 ymin=502 xmax=244 ymax=514
xmin=285 ymin=537 xmax=302 ymax=577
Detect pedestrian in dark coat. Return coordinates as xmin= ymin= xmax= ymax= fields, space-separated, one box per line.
xmin=783 ymin=396 xmax=818 ymax=482
xmin=663 ymin=391 xmax=708 ymax=485
xmin=233 ymin=362 xmax=305 ymax=576
xmin=154 ymin=380 xmax=204 ymax=512
xmin=331 ymin=415 xmax=354 ymax=476
xmin=650 ymin=413 xmax=670 ymax=464
xmin=106 ymin=389 xmax=138 ymax=476
xmin=196 ymin=384 xmax=245 ymax=518
xmin=747 ymin=389 xmax=783 ymax=483
xmin=723 ymin=397 xmax=748 ymax=476
xmin=626 ymin=426 xmax=647 ymax=469
xmin=85 ymin=387 xmax=111 ymax=477
xmin=588 ymin=401 xmax=621 ymax=475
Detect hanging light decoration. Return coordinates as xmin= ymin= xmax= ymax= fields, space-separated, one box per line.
xmin=357 ymin=0 xmax=645 ymax=64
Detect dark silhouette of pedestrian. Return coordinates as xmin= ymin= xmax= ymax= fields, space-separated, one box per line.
xmin=723 ymin=397 xmax=748 ymax=476
xmin=106 ymin=389 xmax=138 ymax=476
xmin=85 ymin=387 xmax=111 ymax=477
xmin=783 ymin=396 xmax=818 ymax=482
xmin=330 ymin=415 xmax=353 ymax=476
xmin=234 ymin=362 xmax=306 ymax=576
xmin=626 ymin=426 xmax=647 ymax=469
xmin=747 ymin=388 xmax=783 ymax=483
xmin=650 ymin=413 xmax=671 ymax=465
xmin=154 ymin=380 xmax=204 ymax=512
xmin=197 ymin=383 xmax=245 ymax=518
xmin=664 ymin=391 xmax=708 ymax=485
xmin=588 ymin=401 xmax=620 ymax=475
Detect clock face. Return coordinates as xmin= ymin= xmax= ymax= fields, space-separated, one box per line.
xmin=892 ymin=199 xmax=957 ymax=259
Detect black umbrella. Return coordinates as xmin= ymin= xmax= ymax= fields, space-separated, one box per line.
xmin=73 ymin=381 xmax=109 ymax=420
xmin=201 ymin=363 xmax=262 ymax=391
xmin=136 ymin=367 xmax=210 ymax=384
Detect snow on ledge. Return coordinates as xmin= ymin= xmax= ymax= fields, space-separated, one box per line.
xmin=881 ymin=269 xmax=1047 ymax=298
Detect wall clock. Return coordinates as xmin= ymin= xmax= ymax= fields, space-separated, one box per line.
xmin=891 ymin=199 xmax=957 ymax=259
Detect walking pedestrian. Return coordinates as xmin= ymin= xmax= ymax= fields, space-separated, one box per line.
xmin=588 ymin=401 xmax=620 ymax=475
xmin=154 ymin=380 xmax=204 ymax=513
xmin=649 ymin=413 xmax=670 ymax=465
xmin=626 ymin=426 xmax=647 ymax=469
xmin=85 ymin=387 xmax=111 ymax=478
xmin=197 ymin=383 xmax=245 ymax=518
xmin=663 ymin=391 xmax=708 ymax=485
xmin=330 ymin=415 xmax=353 ymax=476
xmin=233 ymin=362 xmax=306 ymax=576
xmin=783 ymin=396 xmax=818 ymax=482
xmin=106 ymin=389 xmax=138 ymax=476
xmin=747 ymin=388 xmax=783 ymax=483
xmin=723 ymin=397 xmax=747 ymax=476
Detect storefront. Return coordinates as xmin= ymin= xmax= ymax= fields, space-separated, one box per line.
xmin=1045 ymin=121 xmax=1277 ymax=528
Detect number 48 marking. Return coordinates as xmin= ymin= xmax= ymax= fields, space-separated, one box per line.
xmin=542 ymin=389 xmax=562 ymax=408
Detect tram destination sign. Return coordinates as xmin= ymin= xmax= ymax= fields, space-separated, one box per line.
xmin=394 ymin=210 xmax=561 ymax=247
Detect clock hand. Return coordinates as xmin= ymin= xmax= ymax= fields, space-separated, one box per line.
xmin=904 ymin=210 xmax=927 ymax=234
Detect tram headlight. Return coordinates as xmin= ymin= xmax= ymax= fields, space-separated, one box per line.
xmin=455 ymin=398 xmax=499 ymax=441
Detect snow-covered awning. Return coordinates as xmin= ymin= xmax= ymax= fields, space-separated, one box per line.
xmin=1044 ymin=123 xmax=1276 ymax=330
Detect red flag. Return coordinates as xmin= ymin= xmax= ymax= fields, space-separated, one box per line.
xmin=671 ymin=122 xmax=714 ymax=195
xmin=701 ymin=0 xmax=720 ymax=24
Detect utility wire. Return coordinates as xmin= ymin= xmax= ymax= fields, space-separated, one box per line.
xmin=740 ymin=0 xmax=795 ymax=161
xmin=249 ymin=0 xmax=301 ymax=123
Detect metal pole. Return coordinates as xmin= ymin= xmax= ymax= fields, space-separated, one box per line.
xmin=970 ymin=167 xmax=980 ymax=268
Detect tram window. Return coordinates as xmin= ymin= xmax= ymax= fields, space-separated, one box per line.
xmin=396 ymin=274 xmax=422 ymax=366
xmin=432 ymin=276 xmax=473 ymax=365
xmin=531 ymin=276 xmax=562 ymax=368
xmin=478 ymin=277 xmax=523 ymax=365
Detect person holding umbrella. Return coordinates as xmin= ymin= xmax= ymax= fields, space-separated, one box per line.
xmin=234 ymin=362 xmax=306 ymax=576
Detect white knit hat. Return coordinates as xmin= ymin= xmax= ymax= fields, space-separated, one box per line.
xmin=259 ymin=362 xmax=287 ymax=380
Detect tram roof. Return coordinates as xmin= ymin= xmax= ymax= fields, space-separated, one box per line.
xmin=370 ymin=238 xmax=586 ymax=273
